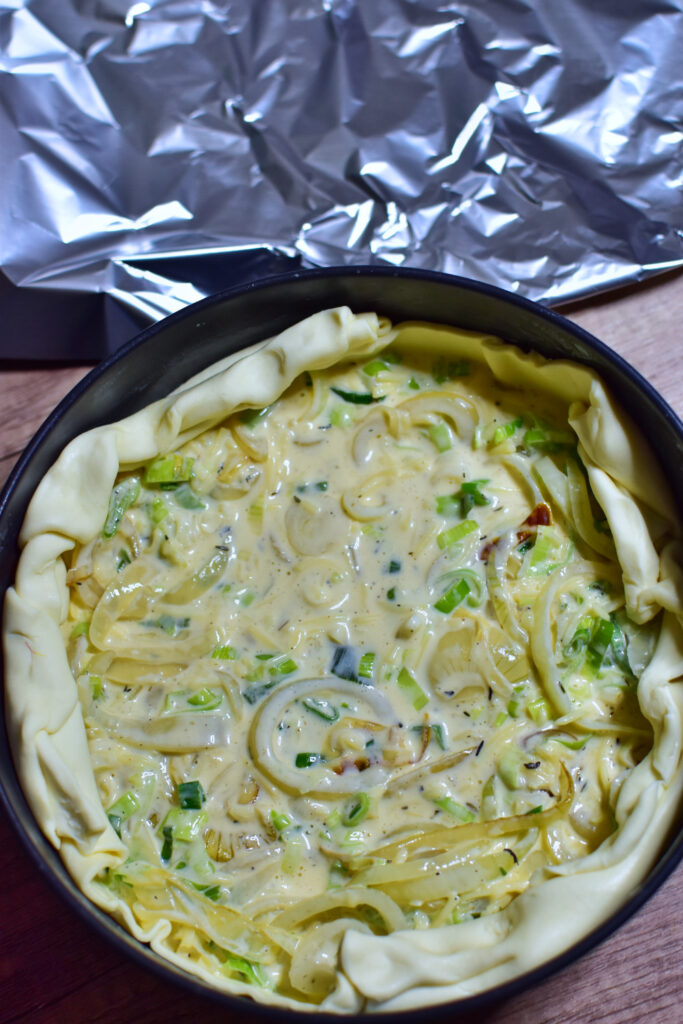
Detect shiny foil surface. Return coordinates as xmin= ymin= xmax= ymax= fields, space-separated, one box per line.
xmin=1 ymin=0 xmax=682 ymax=358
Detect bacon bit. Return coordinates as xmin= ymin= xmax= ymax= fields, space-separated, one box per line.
xmin=523 ymin=503 xmax=551 ymax=529
xmin=332 ymin=756 xmax=372 ymax=775
xmin=479 ymin=537 xmax=498 ymax=561
xmin=480 ymin=502 xmax=552 ymax=561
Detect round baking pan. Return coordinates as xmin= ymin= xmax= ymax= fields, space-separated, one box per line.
xmin=1 ymin=266 xmax=682 ymax=1021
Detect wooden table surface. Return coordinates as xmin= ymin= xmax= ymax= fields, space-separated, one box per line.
xmin=0 ymin=273 xmax=681 ymax=1024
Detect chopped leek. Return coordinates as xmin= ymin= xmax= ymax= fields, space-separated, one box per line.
xmin=270 ymin=810 xmax=292 ymax=833
xmin=143 ymin=614 xmax=190 ymax=636
xmin=240 ymin=406 xmax=270 ymax=427
xmin=433 ymin=358 xmax=470 ymax=382
xmin=178 ymin=780 xmax=206 ymax=809
xmin=144 ymin=454 xmax=194 ymax=484
xmin=428 ymin=422 xmax=452 ymax=452
xmin=161 ymin=807 xmax=208 ymax=842
xmin=331 ymin=386 xmax=382 ymax=405
xmin=116 ymin=548 xmax=131 ymax=572
xmin=491 ymin=417 xmax=523 ymax=446
xmin=434 ymin=577 xmax=470 ymax=614
xmin=358 ymin=652 xmax=375 ymax=679
xmin=397 ymin=667 xmax=429 ymax=710
xmin=107 ymin=790 xmax=140 ymax=836
xmin=102 ymin=477 xmax=141 ymax=538
xmin=436 ymin=519 xmax=478 ymax=550
xmin=149 ymin=496 xmax=169 ymax=524
xmin=295 ymin=752 xmax=326 ymax=768
xmin=223 ymin=953 xmax=267 ymax=987
xmin=330 ymin=644 xmax=360 ymax=682
xmin=70 ymin=620 xmax=90 ymax=640
xmin=302 ymin=697 xmax=339 ymax=722
xmin=174 ymin=483 xmax=206 ymax=509
xmin=433 ymin=797 xmax=476 ymax=822
xmin=410 ymin=723 xmax=446 ymax=750
xmin=363 ymin=358 xmax=390 ymax=376
xmin=165 ymin=688 xmax=222 ymax=713
xmin=160 ymin=825 xmax=173 ymax=862
xmin=341 ymin=792 xmax=370 ymax=826
xmin=211 ymin=644 xmax=237 ymax=659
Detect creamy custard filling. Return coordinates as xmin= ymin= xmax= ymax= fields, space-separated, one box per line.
xmin=62 ymin=343 xmax=657 ymax=1003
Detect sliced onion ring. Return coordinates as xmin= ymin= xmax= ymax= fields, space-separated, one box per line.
xmin=249 ymin=677 xmax=397 ymax=796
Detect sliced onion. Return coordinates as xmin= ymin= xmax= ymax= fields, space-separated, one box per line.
xmin=249 ymin=678 xmax=397 ymax=796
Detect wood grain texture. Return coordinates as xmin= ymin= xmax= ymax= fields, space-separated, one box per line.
xmin=1 ymin=272 xmax=681 ymax=1024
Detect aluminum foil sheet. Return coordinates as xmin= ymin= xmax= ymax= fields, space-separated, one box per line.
xmin=1 ymin=0 xmax=682 ymax=359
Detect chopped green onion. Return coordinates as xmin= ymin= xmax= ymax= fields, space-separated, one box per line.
xmin=178 ymin=780 xmax=206 ymax=809
xmin=387 ymin=587 xmax=397 ymax=601
xmin=302 ymin=697 xmax=339 ymax=722
xmin=70 ymin=620 xmax=90 ymax=640
xmin=388 ymin=559 xmax=401 ymax=573
xmin=90 ymin=674 xmax=103 ymax=700
xmin=102 ymin=477 xmax=141 ymax=538
xmin=434 ymin=577 xmax=470 ymax=614
xmin=408 ymin=377 xmax=420 ymax=390
xmin=526 ymin=805 xmax=543 ymax=815
xmin=397 ymin=667 xmax=429 ymax=710
xmin=436 ymin=519 xmax=478 ymax=550
xmin=341 ymin=792 xmax=370 ymax=826
xmin=174 ymin=483 xmax=206 ymax=509
xmin=331 ymin=386 xmax=383 ymax=405
xmin=144 ymin=455 xmax=194 ymax=485
xmin=295 ymin=752 xmax=326 ymax=768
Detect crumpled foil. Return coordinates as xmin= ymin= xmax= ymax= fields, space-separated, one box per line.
xmin=1 ymin=0 xmax=682 ymax=359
